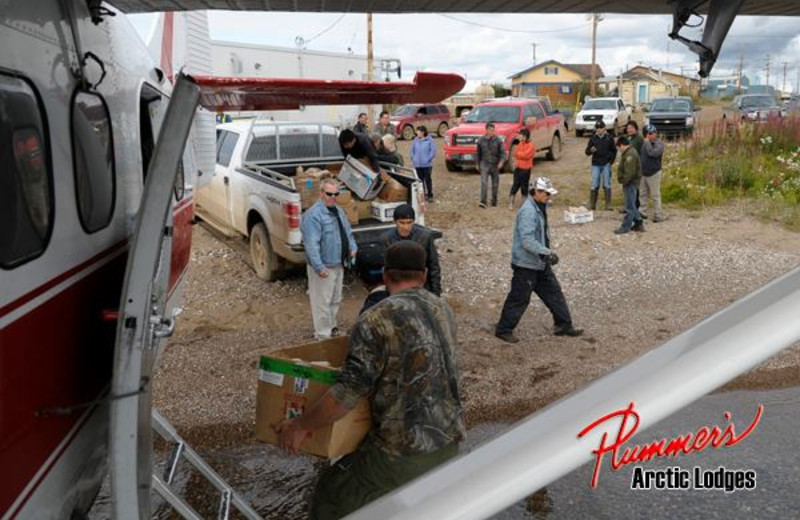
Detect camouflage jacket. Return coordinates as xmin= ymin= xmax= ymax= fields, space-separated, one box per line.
xmin=331 ymin=288 xmax=465 ymax=456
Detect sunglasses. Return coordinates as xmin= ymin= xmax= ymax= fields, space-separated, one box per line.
xmin=323 ymin=191 xmax=339 ymax=197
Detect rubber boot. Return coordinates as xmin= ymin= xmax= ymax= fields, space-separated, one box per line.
xmin=589 ymin=189 xmax=598 ymax=210
xmin=604 ymin=188 xmax=613 ymax=211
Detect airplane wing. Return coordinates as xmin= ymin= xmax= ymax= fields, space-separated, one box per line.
xmin=192 ymin=72 xmax=466 ymax=112
xmin=109 ymin=0 xmax=800 ymax=15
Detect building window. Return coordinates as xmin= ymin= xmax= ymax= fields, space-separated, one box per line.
xmin=72 ymin=91 xmax=116 ymax=233
xmin=560 ymin=85 xmax=572 ymax=94
xmin=1 ymin=74 xmax=53 ymax=268
xmin=545 ymin=66 xmax=559 ymax=76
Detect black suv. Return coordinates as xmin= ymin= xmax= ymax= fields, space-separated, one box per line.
xmin=644 ymin=97 xmax=698 ymax=137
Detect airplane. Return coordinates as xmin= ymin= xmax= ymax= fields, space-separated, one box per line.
xmin=1 ymin=1 xmax=798 ymax=520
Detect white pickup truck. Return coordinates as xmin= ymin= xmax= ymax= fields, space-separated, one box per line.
xmin=195 ymin=119 xmax=429 ymax=280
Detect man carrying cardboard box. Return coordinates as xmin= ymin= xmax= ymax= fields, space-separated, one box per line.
xmin=276 ymin=241 xmax=464 ymax=520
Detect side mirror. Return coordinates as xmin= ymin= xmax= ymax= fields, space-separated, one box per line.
xmin=525 ymin=116 xmax=537 ymax=126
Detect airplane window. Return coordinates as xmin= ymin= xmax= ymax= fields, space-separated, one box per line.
xmin=0 ymin=74 xmax=53 ymax=269
xmin=72 ymin=91 xmax=115 ymax=233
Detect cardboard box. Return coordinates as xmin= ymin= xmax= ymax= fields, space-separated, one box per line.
xmin=255 ymin=337 xmax=371 ymax=459
xmin=564 ymin=207 xmax=594 ymax=224
xmin=372 ymin=200 xmax=405 ymax=222
xmin=342 ymin=203 xmax=359 ymax=225
xmin=339 ymin=156 xmax=384 ymax=200
xmin=353 ymin=199 xmax=373 ymax=220
xmin=378 ymin=177 xmax=409 ymax=202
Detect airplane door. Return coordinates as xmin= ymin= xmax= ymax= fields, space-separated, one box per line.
xmin=110 ymin=74 xmax=200 ymax=520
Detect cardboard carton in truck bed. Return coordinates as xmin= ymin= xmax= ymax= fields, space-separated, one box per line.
xmin=255 ymin=336 xmax=371 ymax=458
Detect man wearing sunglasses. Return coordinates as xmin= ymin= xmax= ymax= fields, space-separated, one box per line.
xmin=301 ymin=177 xmax=358 ymax=340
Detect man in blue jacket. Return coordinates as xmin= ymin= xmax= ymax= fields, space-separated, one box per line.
xmin=301 ymin=177 xmax=358 ymax=339
xmin=495 ymin=177 xmax=582 ymax=343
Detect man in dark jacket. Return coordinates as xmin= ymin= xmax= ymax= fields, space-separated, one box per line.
xmin=614 ymin=136 xmax=643 ymax=234
xmin=585 ymin=121 xmax=617 ymax=211
xmin=353 ymin=112 xmax=369 ymax=134
xmin=476 ymin=122 xmax=506 ymax=208
xmin=640 ymin=124 xmax=665 ymax=222
xmin=384 ymin=204 xmax=442 ymax=296
xmin=339 ymin=129 xmax=380 ymax=172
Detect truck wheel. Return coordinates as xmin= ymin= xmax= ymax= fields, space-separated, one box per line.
xmin=437 ymin=122 xmax=449 ymax=137
xmin=576 ymin=129 xmax=584 ymax=137
xmin=402 ymin=125 xmax=415 ymax=140
xmin=546 ymin=135 xmax=562 ymax=161
xmin=250 ymin=222 xmax=280 ymax=281
xmin=445 ymin=160 xmax=462 ymax=172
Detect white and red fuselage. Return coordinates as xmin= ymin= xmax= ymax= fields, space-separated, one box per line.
xmin=0 ymin=3 xmax=193 ymax=518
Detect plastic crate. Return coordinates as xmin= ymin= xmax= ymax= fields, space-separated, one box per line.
xmin=338 ymin=156 xmax=384 ymax=200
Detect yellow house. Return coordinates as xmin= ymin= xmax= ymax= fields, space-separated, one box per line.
xmin=509 ymin=60 xmax=604 ymax=105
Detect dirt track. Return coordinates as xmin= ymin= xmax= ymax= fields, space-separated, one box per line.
xmin=154 ymin=115 xmax=800 ymax=451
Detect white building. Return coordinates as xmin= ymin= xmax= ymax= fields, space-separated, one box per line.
xmin=212 ymin=40 xmax=390 ymax=125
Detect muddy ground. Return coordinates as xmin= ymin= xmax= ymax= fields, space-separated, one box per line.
xmin=146 ymin=109 xmax=800 ymax=516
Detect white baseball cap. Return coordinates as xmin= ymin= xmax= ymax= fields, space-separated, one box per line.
xmin=531 ymin=176 xmax=558 ymax=195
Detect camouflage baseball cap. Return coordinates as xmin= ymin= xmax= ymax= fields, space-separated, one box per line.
xmin=531 ymin=176 xmax=558 ymax=195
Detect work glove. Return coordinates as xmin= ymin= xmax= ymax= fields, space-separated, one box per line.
xmin=546 ymin=252 xmax=560 ymax=266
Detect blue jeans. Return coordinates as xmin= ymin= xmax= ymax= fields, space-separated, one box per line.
xmin=591 ymin=164 xmax=611 ymax=189
xmin=620 ymin=183 xmax=641 ymax=231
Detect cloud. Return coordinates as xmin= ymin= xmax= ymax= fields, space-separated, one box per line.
xmin=128 ymin=10 xmax=800 ymax=91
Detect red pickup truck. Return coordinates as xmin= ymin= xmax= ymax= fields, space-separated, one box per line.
xmin=443 ymin=97 xmax=566 ymax=172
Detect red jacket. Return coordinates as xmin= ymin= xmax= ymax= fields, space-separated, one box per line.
xmin=514 ymin=141 xmax=535 ymax=170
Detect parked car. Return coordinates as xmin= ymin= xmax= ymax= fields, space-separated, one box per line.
xmin=195 ymin=119 xmax=429 ymax=281
xmin=574 ymin=97 xmax=630 ymax=136
xmin=391 ymin=103 xmax=451 ymax=140
xmin=644 ymin=96 xmax=699 ymax=137
xmin=723 ymin=94 xmax=784 ymax=124
xmin=443 ymin=97 xmax=566 ymax=172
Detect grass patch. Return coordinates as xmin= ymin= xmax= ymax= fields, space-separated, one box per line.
xmin=661 ymin=116 xmax=800 ymax=229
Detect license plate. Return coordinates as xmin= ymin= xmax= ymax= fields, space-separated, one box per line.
xmin=462 ymin=154 xmax=474 ymax=160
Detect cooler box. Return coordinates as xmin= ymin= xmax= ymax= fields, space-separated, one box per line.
xmin=255 ymin=336 xmax=371 ymax=459
xmin=371 ymin=201 xmax=405 ymax=222
xmin=338 ymin=156 xmax=384 ymax=200
xmin=564 ymin=207 xmax=594 ymax=224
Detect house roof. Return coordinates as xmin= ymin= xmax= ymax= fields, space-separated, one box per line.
xmin=621 ymin=68 xmax=680 ymax=87
xmin=509 ymin=60 xmax=604 ymax=81
xmin=625 ymin=65 xmax=700 ymax=84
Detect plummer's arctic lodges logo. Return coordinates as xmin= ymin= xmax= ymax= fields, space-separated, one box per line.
xmin=577 ymin=402 xmax=763 ymax=491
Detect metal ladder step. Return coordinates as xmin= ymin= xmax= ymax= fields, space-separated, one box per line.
xmin=151 ymin=408 xmax=263 ymax=520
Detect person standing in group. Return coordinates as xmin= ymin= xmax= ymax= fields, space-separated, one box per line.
xmin=376 ymin=110 xmax=397 ymax=137
xmin=625 ymin=120 xmax=644 ymax=153
xmin=495 ymin=177 xmax=583 ymax=343
xmin=384 ymin=204 xmax=442 ymax=296
xmin=338 ymin=129 xmax=381 ymax=173
xmin=585 ymin=121 xmax=617 ymax=211
xmin=276 ymin=241 xmax=464 ymax=520
xmin=476 ymin=122 xmax=505 ymax=208
xmin=509 ymin=128 xmax=535 ymax=210
xmin=376 ymin=134 xmax=403 ymax=166
xmin=614 ymin=136 xmax=644 ymax=235
xmin=640 ymin=124 xmax=665 ymax=223
xmin=300 ymin=177 xmax=358 ymax=339
xmin=353 ymin=112 xmax=369 ymax=134
xmin=411 ymin=126 xmax=437 ymax=203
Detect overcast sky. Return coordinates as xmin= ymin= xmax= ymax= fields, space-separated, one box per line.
xmin=129 ymin=11 xmax=800 ymax=92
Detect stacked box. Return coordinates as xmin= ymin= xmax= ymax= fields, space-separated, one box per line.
xmin=255 ymin=337 xmax=371 ymax=459
xmin=371 ymin=201 xmax=406 ymax=222
xmin=378 ymin=177 xmax=409 ymax=202
xmin=339 ymin=156 xmax=384 ymax=200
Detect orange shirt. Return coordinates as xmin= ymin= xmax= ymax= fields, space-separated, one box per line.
xmin=514 ymin=141 xmax=535 ymax=170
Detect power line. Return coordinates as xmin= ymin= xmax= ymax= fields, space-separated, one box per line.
xmin=305 ymin=13 xmax=347 ymax=43
xmin=437 ymin=14 xmax=591 ymax=34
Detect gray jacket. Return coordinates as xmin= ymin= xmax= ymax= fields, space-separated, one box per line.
xmin=476 ymin=135 xmax=505 ymax=167
xmin=641 ymin=138 xmax=665 ymax=176
xmin=511 ymin=197 xmax=551 ymax=270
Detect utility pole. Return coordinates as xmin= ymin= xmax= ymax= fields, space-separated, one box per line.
xmin=590 ymin=13 xmax=598 ymax=96
xmin=531 ymin=42 xmax=538 ymax=66
xmin=366 ymin=13 xmax=375 ymax=126
xmin=737 ymin=48 xmax=744 ymax=93
xmin=765 ymin=54 xmax=771 ymax=88
xmin=782 ymin=61 xmax=788 ymax=93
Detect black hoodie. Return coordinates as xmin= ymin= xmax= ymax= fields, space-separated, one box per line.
xmin=585 ymin=132 xmax=617 ymax=166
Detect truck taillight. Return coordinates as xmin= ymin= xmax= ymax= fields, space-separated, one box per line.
xmin=283 ymin=201 xmax=301 ymax=229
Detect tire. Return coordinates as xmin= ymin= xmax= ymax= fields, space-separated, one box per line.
xmin=437 ymin=122 xmax=449 ymax=137
xmin=249 ymin=222 xmax=280 ymax=281
xmin=546 ymin=134 xmax=562 ymax=161
xmin=402 ymin=125 xmax=415 ymax=140
xmin=445 ymin=160 xmax=462 ymax=172
xmin=576 ymin=129 xmax=584 ymax=138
